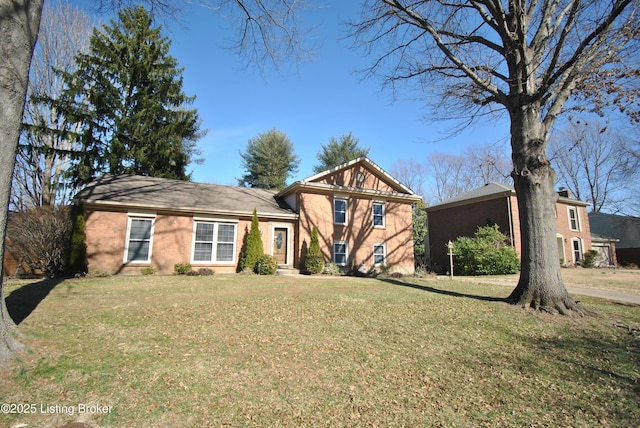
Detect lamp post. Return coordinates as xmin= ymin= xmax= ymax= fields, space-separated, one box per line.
xmin=447 ymin=240 xmax=454 ymax=280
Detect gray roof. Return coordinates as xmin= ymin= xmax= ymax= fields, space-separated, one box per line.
xmin=74 ymin=174 xmax=297 ymax=219
xmin=427 ymin=182 xmax=514 ymax=210
xmin=589 ymin=212 xmax=640 ymax=249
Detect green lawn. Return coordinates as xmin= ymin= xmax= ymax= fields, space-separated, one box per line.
xmin=1 ymin=274 xmax=639 ymax=427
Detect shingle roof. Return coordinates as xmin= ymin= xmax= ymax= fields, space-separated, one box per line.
xmin=426 ymin=182 xmax=514 ymax=210
xmin=74 ymin=174 xmax=297 ymax=219
xmin=589 ymin=212 xmax=640 ymax=248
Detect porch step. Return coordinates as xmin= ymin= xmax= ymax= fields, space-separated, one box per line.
xmin=276 ymin=266 xmax=300 ymax=276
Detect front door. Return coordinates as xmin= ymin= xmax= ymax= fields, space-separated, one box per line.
xmin=273 ymin=228 xmax=288 ymax=265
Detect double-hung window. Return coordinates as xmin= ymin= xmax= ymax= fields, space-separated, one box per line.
xmin=193 ymin=221 xmax=237 ymax=263
xmin=572 ymin=239 xmax=583 ymax=263
xmin=568 ymin=207 xmax=580 ymax=231
xmin=373 ymin=243 xmax=386 ymax=265
xmin=373 ymin=202 xmax=385 ymax=227
xmin=334 ymin=241 xmax=348 ymax=266
xmin=334 ymin=197 xmax=348 ymax=225
xmin=125 ymin=216 xmax=154 ymax=263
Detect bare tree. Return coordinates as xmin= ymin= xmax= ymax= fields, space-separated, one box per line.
xmin=351 ymin=1 xmax=639 ymax=315
xmin=11 ymin=0 xmax=94 ymax=210
xmin=389 ymin=158 xmax=429 ymax=198
xmin=549 ymin=118 xmax=640 ymax=214
xmin=0 ymin=0 xmax=312 ymax=364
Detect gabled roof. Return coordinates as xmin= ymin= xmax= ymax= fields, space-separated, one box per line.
xmin=277 ymin=157 xmax=422 ymax=202
xmin=426 ymin=182 xmax=515 ymax=211
xmin=589 ymin=212 xmax=640 ymax=248
xmin=426 ymin=182 xmax=589 ymax=211
xmin=74 ymin=174 xmax=297 ymax=219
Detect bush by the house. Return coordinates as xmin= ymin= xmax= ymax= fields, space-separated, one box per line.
xmin=453 ymin=225 xmax=520 ymax=275
xmin=67 ymin=204 xmax=88 ymax=275
xmin=240 ymin=208 xmax=264 ymax=272
xmin=304 ymin=226 xmax=324 ymax=274
xmin=6 ymin=206 xmax=73 ymax=277
xmin=256 ymin=254 xmax=278 ymax=275
xmin=141 ymin=267 xmax=156 ymax=275
xmin=323 ymin=262 xmax=342 ymax=276
xmin=577 ymin=250 xmax=599 ymax=268
xmin=174 ymin=263 xmax=192 ymax=275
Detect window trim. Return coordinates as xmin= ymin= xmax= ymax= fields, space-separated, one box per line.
xmin=372 ymin=201 xmax=386 ymax=228
xmin=571 ymin=238 xmax=583 ymax=264
xmin=191 ymin=220 xmax=238 ymax=264
xmin=334 ymin=197 xmax=348 ymax=225
xmin=568 ymin=206 xmax=580 ymax=231
xmin=373 ymin=242 xmax=386 ymax=266
xmin=333 ymin=241 xmax=348 ymax=266
xmin=124 ymin=215 xmax=155 ymax=264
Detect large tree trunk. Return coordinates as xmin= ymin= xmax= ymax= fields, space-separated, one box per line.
xmin=0 ymin=0 xmax=44 ymax=365
xmin=506 ymin=104 xmax=589 ymax=316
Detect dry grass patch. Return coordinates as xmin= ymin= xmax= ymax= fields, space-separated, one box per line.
xmin=1 ymin=275 xmax=638 ymax=427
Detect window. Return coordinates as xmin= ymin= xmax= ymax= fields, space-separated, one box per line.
xmin=334 ymin=241 xmax=348 ymax=266
xmin=193 ymin=221 xmax=237 ymax=263
xmin=125 ymin=217 xmax=153 ymax=263
xmin=373 ymin=243 xmax=386 ymax=265
xmin=373 ymin=202 xmax=385 ymax=227
xmin=572 ymin=239 xmax=583 ymax=263
xmin=568 ymin=207 xmax=580 ymax=231
xmin=334 ymin=198 xmax=347 ymax=225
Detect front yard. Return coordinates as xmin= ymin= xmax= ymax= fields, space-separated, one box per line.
xmin=1 ymin=272 xmax=639 ymax=427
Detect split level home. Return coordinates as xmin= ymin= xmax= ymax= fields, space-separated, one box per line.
xmin=73 ymin=158 xmax=422 ymax=275
xmin=425 ymin=182 xmax=595 ymax=272
xmin=589 ymin=212 xmax=640 ymax=267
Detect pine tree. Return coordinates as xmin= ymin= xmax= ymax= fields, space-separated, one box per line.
xmin=304 ymin=226 xmax=324 ymax=274
xmin=241 ymin=209 xmax=264 ymax=272
xmin=238 ymin=128 xmax=299 ymax=190
xmin=313 ymin=132 xmax=369 ymax=173
xmin=58 ymin=6 xmax=204 ymax=187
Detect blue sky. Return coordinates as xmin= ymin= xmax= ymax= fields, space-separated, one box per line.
xmin=82 ymin=1 xmax=511 ymax=187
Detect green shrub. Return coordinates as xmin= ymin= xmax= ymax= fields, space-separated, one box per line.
xmin=322 ymin=262 xmax=342 ymax=276
xmin=453 ymin=225 xmax=520 ymax=275
xmin=256 ymin=254 xmax=278 ymax=275
xmin=304 ymin=226 xmax=324 ymax=274
xmin=174 ymin=263 xmax=192 ymax=275
xmin=578 ymin=250 xmax=599 ymax=268
xmin=141 ymin=266 xmax=156 ymax=275
xmin=241 ymin=208 xmax=264 ymax=272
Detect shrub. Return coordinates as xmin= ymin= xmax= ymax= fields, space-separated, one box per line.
xmin=6 ymin=206 xmax=73 ymax=277
xmin=323 ymin=262 xmax=342 ymax=276
xmin=141 ymin=266 xmax=156 ymax=275
xmin=304 ymin=226 xmax=324 ymax=274
xmin=256 ymin=254 xmax=278 ymax=275
xmin=578 ymin=250 xmax=599 ymax=268
xmin=174 ymin=263 xmax=192 ymax=275
xmin=198 ymin=268 xmax=214 ymax=276
xmin=241 ymin=208 xmax=264 ymax=272
xmin=67 ymin=203 xmax=88 ymax=275
xmin=453 ymin=225 xmax=520 ymax=275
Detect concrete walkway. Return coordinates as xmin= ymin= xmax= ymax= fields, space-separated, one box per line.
xmin=452 ymin=276 xmax=640 ymax=305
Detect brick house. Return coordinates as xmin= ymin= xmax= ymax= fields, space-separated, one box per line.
xmin=589 ymin=212 xmax=640 ymax=267
xmin=74 ymin=158 xmax=421 ymax=275
xmin=425 ymin=183 xmax=593 ymax=272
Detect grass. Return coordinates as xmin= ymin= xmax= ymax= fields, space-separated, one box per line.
xmin=1 ymin=272 xmax=639 ymax=427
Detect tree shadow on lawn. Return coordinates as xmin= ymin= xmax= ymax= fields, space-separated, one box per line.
xmin=5 ymin=278 xmax=64 ymax=325
xmin=379 ymin=277 xmax=507 ymax=303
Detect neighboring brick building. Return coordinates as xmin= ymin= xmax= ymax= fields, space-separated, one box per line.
xmin=74 ymin=158 xmax=421 ymax=275
xmin=425 ymin=183 xmax=593 ymax=273
xmin=589 ymin=212 xmax=640 ymax=267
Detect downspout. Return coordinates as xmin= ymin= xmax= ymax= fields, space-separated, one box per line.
xmin=506 ymin=194 xmax=515 ymax=248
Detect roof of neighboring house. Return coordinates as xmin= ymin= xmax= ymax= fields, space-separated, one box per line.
xmin=277 ymin=157 xmax=422 ymax=202
xmin=426 ymin=182 xmax=590 ymax=211
xmin=74 ymin=174 xmax=297 ymax=219
xmin=589 ymin=212 xmax=640 ymax=249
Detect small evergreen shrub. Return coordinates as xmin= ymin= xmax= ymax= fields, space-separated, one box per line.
xmin=141 ymin=266 xmax=156 ymax=275
xmin=241 ymin=208 xmax=264 ymax=272
xmin=578 ymin=250 xmax=599 ymax=268
xmin=454 ymin=225 xmax=520 ymax=275
xmin=304 ymin=226 xmax=324 ymax=274
xmin=322 ymin=262 xmax=342 ymax=276
xmin=256 ymin=254 xmax=278 ymax=275
xmin=174 ymin=263 xmax=192 ymax=275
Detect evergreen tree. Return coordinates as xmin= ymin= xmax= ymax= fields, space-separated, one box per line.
xmin=59 ymin=6 xmax=204 ymax=187
xmin=313 ymin=132 xmax=369 ymax=173
xmin=304 ymin=226 xmax=324 ymax=274
xmin=241 ymin=208 xmax=264 ymax=272
xmin=238 ymin=128 xmax=299 ymax=190
xmin=412 ymin=200 xmax=428 ymax=268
